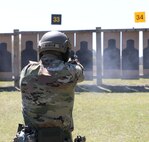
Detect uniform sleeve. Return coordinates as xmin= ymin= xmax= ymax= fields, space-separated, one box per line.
xmin=66 ymin=61 xmax=84 ymax=83
xmin=19 ymin=64 xmax=31 ymax=88
xmin=74 ymin=63 xmax=84 ymax=83
xmin=19 ymin=62 xmax=40 ymax=88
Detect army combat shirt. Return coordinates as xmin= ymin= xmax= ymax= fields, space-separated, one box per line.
xmin=19 ymin=55 xmax=84 ymax=131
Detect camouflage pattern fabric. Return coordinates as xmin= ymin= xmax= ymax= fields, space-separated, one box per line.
xmin=19 ymin=54 xmax=84 ymax=132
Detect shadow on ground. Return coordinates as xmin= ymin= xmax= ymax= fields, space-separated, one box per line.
xmin=0 ymin=86 xmax=19 ymax=92
xmin=1 ymin=85 xmax=149 ymax=93
xmin=75 ymin=84 xmax=149 ymax=93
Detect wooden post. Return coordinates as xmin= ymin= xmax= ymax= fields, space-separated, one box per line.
xmin=13 ymin=29 xmax=20 ymax=87
xmin=96 ymin=27 xmax=102 ymax=85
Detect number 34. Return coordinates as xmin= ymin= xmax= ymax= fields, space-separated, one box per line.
xmin=136 ymin=14 xmax=144 ymax=20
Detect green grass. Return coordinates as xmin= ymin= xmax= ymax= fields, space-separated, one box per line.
xmin=73 ymin=92 xmax=149 ymax=142
xmin=0 ymin=92 xmax=23 ymax=142
xmin=0 ymin=80 xmax=149 ymax=142
xmin=0 ymin=81 xmax=14 ymax=87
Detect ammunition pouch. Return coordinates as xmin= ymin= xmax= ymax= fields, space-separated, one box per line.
xmin=13 ymin=124 xmax=36 ymax=142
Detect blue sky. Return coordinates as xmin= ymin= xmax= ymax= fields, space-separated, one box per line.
xmin=0 ymin=0 xmax=149 ymax=33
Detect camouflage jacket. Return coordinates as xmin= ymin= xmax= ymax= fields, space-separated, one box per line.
xmin=19 ymin=55 xmax=84 ymax=132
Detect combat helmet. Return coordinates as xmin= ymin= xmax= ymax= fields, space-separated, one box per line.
xmin=38 ymin=31 xmax=71 ymax=62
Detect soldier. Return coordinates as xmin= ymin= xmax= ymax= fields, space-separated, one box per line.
xmin=14 ymin=31 xmax=84 ymax=142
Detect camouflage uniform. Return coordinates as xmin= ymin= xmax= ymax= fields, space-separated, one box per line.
xmin=19 ymin=54 xmax=84 ymax=138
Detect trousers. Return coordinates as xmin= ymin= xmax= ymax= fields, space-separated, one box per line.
xmin=13 ymin=124 xmax=72 ymax=142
